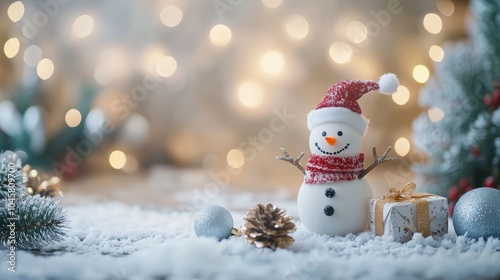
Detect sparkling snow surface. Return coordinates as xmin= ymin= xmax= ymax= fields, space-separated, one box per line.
xmin=1 ymin=191 xmax=500 ymax=280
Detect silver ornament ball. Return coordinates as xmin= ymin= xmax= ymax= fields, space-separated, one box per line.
xmin=452 ymin=187 xmax=500 ymax=239
xmin=194 ymin=205 xmax=234 ymax=241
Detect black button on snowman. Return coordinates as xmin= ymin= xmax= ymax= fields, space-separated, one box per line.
xmin=278 ymin=73 xmax=398 ymax=236
xmin=324 ymin=188 xmax=335 ymax=216
xmin=325 ymin=188 xmax=335 ymax=198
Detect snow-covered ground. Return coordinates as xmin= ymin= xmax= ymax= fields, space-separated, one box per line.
xmin=1 ymin=191 xmax=500 ymax=280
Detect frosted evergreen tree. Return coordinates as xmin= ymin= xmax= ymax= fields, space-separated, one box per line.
xmin=413 ymin=0 xmax=500 ymax=213
xmin=0 ymin=151 xmax=68 ymax=249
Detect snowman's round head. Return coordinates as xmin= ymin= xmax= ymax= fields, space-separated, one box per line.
xmin=309 ymin=122 xmax=362 ymax=157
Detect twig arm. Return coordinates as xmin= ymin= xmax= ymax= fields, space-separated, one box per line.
xmin=276 ymin=148 xmax=306 ymax=175
xmin=357 ymin=146 xmax=396 ymax=179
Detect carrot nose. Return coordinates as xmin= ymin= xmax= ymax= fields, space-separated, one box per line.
xmin=325 ymin=136 xmax=336 ymax=146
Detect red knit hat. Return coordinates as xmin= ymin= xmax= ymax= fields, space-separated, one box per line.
xmin=307 ymin=73 xmax=399 ymax=135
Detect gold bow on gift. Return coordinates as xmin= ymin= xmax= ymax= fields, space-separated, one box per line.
xmin=375 ymin=182 xmax=433 ymax=237
xmin=385 ymin=182 xmax=430 ymax=201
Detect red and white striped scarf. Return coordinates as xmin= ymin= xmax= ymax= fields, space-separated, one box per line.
xmin=305 ymin=153 xmax=364 ymax=184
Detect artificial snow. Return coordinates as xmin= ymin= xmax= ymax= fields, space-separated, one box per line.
xmin=1 ymin=192 xmax=500 ymax=280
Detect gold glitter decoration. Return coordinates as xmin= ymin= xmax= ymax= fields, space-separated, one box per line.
xmin=231 ymin=227 xmax=242 ymax=237
xmin=22 ymin=165 xmax=63 ymax=198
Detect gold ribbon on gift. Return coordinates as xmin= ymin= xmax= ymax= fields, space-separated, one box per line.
xmin=375 ymin=182 xmax=434 ymax=237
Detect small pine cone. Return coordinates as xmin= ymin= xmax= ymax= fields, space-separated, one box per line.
xmin=22 ymin=165 xmax=63 ymax=198
xmin=242 ymin=203 xmax=296 ymax=249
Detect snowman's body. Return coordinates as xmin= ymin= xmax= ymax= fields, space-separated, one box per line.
xmin=298 ymin=178 xmax=372 ymax=236
xmin=298 ymin=122 xmax=373 ymax=236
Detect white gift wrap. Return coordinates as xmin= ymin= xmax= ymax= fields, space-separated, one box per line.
xmin=369 ymin=195 xmax=448 ymax=242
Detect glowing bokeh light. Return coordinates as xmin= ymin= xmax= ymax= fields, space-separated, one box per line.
xmin=210 ymin=24 xmax=232 ymax=46
xmin=395 ymin=137 xmax=411 ymax=157
xmin=72 ymin=15 xmax=95 ymax=38
xmin=237 ymin=81 xmax=264 ymax=109
xmin=429 ymin=45 xmax=445 ymax=62
xmin=227 ymin=149 xmax=245 ymax=168
xmin=160 ymin=5 xmax=183 ymax=27
xmin=109 ymin=150 xmax=127 ymax=170
xmin=65 ymin=109 xmax=82 ymax=128
xmin=391 ymin=85 xmax=410 ymax=106
xmin=329 ymin=42 xmax=353 ymax=64
xmin=428 ymin=107 xmax=445 ymax=122
xmin=156 ymin=56 xmax=177 ymax=77
xmin=437 ymin=0 xmax=455 ymax=16
xmin=7 ymin=1 xmax=24 ymax=22
xmin=423 ymin=13 xmax=442 ymax=34
xmin=36 ymin=58 xmax=55 ymax=80
xmin=413 ymin=65 xmax=430 ymax=84
xmin=259 ymin=51 xmax=285 ymax=75
xmin=345 ymin=21 xmax=368 ymax=44
xmin=286 ymin=15 xmax=309 ymax=40
xmin=4 ymin=38 xmax=20 ymax=59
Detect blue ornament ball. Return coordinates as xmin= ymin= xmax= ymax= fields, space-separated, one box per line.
xmin=194 ymin=205 xmax=234 ymax=241
xmin=452 ymin=187 xmax=500 ymax=239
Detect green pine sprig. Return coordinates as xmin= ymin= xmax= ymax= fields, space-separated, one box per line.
xmin=0 ymin=151 xmax=69 ymax=249
xmin=0 ymin=195 xmax=68 ymax=249
xmin=0 ymin=151 xmax=27 ymax=200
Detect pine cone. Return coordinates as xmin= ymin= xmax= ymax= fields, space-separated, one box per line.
xmin=22 ymin=165 xmax=63 ymax=198
xmin=242 ymin=203 xmax=296 ymax=249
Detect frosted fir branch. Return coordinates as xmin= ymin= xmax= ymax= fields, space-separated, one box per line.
xmin=412 ymin=30 xmax=500 ymax=196
xmin=0 ymin=195 xmax=69 ymax=249
xmin=0 ymin=151 xmax=27 ymax=200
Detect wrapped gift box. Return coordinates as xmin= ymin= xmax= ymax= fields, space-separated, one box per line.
xmin=369 ymin=188 xmax=448 ymax=243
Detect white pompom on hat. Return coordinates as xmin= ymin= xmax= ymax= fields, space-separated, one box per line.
xmin=307 ymin=73 xmax=399 ymax=135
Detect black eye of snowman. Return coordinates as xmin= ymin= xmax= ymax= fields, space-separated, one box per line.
xmin=337 ymin=131 xmax=343 ymax=137
xmin=322 ymin=131 xmax=327 ymax=137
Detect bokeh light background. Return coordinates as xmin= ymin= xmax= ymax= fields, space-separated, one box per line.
xmin=0 ymin=0 xmax=467 ymax=194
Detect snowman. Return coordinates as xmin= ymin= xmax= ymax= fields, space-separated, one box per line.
xmin=278 ymin=73 xmax=399 ymax=236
